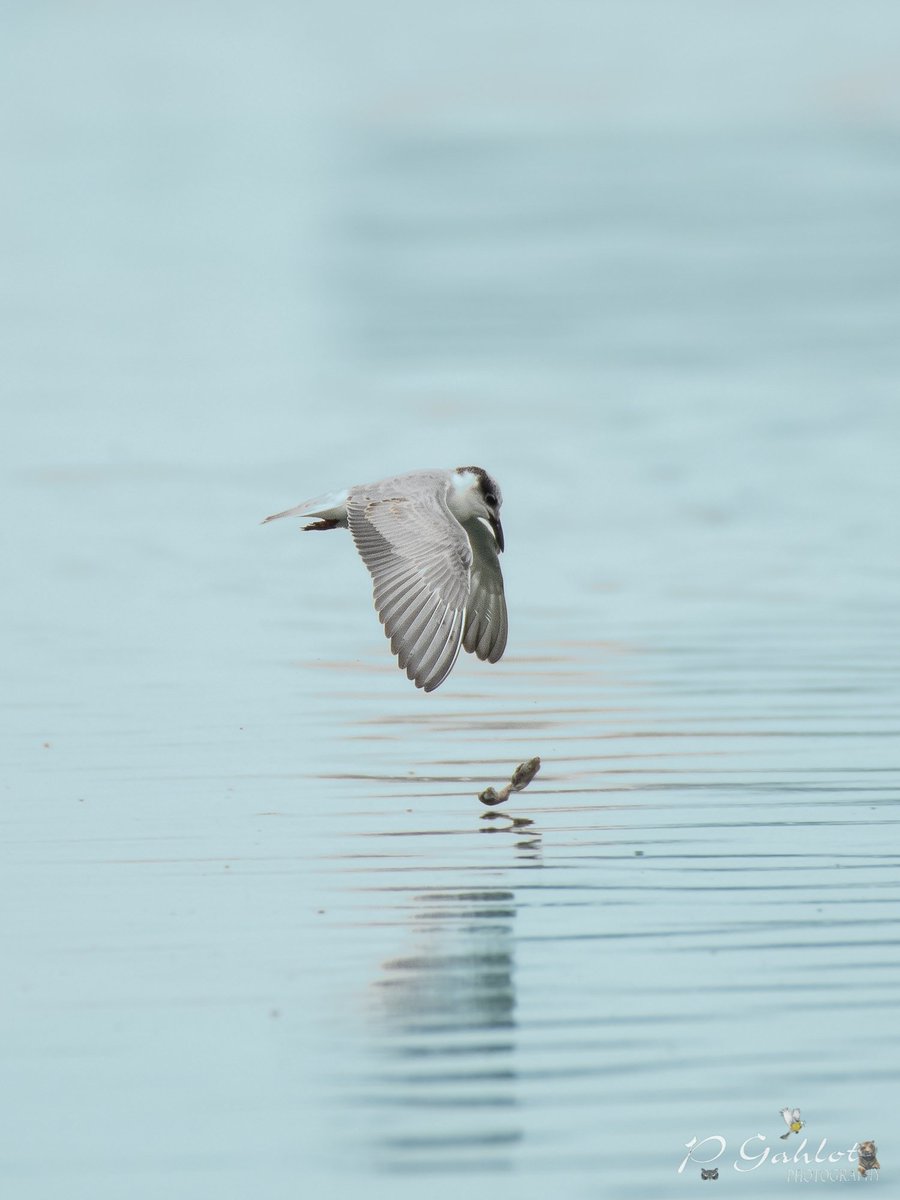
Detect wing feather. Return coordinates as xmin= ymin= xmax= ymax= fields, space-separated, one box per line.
xmin=392 ymin=592 xmax=443 ymax=655
xmin=462 ymin=517 xmax=508 ymax=664
xmin=405 ymin=605 xmax=450 ymax=680
xmin=347 ymin=481 xmax=472 ymax=691
xmin=419 ymin=607 xmax=465 ymax=692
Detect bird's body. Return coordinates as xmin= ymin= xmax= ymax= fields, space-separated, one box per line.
xmin=264 ymin=467 xmax=508 ymax=692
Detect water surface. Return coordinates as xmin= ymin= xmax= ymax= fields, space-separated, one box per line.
xmin=2 ymin=3 xmax=899 ymax=1197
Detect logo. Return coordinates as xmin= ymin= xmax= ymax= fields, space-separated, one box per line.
xmin=780 ymin=1107 xmax=805 ymax=1139
xmin=858 ymin=1141 xmax=881 ymax=1179
xmin=678 ymin=1108 xmax=880 ymax=1180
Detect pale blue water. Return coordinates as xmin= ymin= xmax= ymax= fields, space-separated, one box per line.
xmin=2 ymin=3 xmax=900 ymax=1197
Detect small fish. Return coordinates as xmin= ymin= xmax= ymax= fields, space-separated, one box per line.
xmin=479 ymin=757 xmax=541 ymax=806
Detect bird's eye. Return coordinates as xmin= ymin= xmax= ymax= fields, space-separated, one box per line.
xmin=484 ymin=492 xmax=497 ymax=507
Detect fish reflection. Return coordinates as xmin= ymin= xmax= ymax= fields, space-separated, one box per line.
xmin=480 ymin=811 xmax=543 ymax=859
xmin=368 ymin=888 xmax=523 ymax=1173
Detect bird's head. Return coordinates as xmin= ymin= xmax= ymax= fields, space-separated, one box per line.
xmin=452 ymin=465 xmax=504 ymax=551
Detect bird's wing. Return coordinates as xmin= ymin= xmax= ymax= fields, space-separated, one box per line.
xmin=462 ymin=517 xmax=508 ymax=664
xmin=780 ymin=1108 xmax=794 ymax=1127
xmin=347 ymin=482 xmax=472 ymax=692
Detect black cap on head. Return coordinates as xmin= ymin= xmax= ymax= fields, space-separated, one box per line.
xmin=456 ymin=465 xmax=500 ymax=502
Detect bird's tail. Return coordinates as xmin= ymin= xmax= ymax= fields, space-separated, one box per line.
xmin=261 ymin=487 xmax=350 ymax=527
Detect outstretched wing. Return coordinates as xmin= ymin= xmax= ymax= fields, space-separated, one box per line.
xmin=347 ymin=481 xmax=471 ymax=692
xmin=462 ymin=517 xmax=508 ymax=663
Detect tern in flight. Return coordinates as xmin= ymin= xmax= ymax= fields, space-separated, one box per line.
xmin=263 ymin=467 xmax=508 ymax=692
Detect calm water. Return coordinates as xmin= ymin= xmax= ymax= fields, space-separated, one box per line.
xmin=3 ymin=3 xmax=900 ymax=1197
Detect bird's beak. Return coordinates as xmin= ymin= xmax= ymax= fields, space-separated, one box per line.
xmin=490 ymin=514 xmax=505 ymax=552
xmin=261 ymin=503 xmax=305 ymax=525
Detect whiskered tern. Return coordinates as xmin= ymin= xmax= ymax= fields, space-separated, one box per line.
xmin=263 ymin=467 xmax=508 ymax=692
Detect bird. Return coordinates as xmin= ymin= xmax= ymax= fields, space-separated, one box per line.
xmin=779 ymin=1108 xmax=804 ymax=1138
xmin=263 ymin=467 xmax=508 ymax=692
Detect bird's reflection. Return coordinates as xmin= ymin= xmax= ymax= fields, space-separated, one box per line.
xmin=367 ymin=882 xmax=527 ymax=1174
